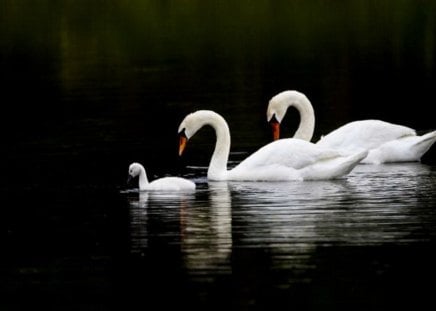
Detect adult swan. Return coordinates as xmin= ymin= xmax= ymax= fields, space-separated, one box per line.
xmin=177 ymin=110 xmax=367 ymax=181
xmin=267 ymin=90 xmax=436 ymax=164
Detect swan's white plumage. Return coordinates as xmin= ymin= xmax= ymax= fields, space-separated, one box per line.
xmin=145 ymin=177 xmax=196 ymax=191
xmin=316 ymin=120 xmax=415 ymax=152
xmin=268 ymin=90 xmax=436 ymax=164
xmin=362 ymin=131 xmax=436 ymax=164
xmin=178 ymin=110 xmax=365 ymax=181
xmin=128 ymin=162 xmax=195 ymax=191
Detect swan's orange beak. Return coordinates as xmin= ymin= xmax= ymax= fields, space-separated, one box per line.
xmin=179 ymin=133 xmax=188 ymax=156
xmin=270 ymin=117 xmax=280 ymax=141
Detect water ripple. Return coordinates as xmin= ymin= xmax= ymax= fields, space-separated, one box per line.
xmin=124 ymin=163 xmax=436 ymax=278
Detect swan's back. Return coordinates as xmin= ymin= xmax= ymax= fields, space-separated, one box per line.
xmin=316 ymin=120 xmax=416 ymax=151
xmin=228 ymin=138 xmax=366 ymax=181
xmin=233 ymin=139 xmax=343 ymax=171
xmin=148 ymin=177 xmax=196 ymax=191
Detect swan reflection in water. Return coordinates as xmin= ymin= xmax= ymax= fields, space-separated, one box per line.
xmin=125 ymin=182 xmax=233 ymax=276
xmin=180 ymin=182 xmax=233 ymax=276
xmin=126 ymin=190 xmax=196 ymax=255
xmin=230 ymin=163 xmax=432 ymax=247
xmin=125 ymin=163 xmax=435 ymax=277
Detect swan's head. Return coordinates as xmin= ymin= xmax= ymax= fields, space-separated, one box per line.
xmin=128 ymin=162 xmax=144 ymax=184
xmin=178 ymin=113 xmax=199 ymax=156
xmin=267 ymin=90 xmax=307 ymax=140
xmin=177 ymin=110 xmax=222 ymax=156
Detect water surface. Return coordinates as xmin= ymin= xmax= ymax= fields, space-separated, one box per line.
xmin=121 ymin=163 xmax=436 ymax=309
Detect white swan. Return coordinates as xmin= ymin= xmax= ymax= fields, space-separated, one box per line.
xmin=177 ymin=110 xmax=367 ymax=181
xmin=128 ymin=162 xmax=196 ymax=191
xmin=267 ymin=90 xmax=436 ymax=164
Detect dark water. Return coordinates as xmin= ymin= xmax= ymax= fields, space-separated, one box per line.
xmin=2 ymin=1 xmax=436 ymax=310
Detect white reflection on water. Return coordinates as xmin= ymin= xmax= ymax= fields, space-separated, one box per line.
xmin=126 ymin=190 xmax=197 ymax=254
xmin=125 ymin=163 xmax=436 ymax=276
xmin=126 ymin=184 xmax=233 ymax=277
xmin=180 ymin=182 xmax=232 ymax=277
xmin=229 ymin=163 xmax=434 ymax=246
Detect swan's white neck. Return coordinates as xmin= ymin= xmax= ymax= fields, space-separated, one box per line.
xmin=137 ymin=166 xmax=149 ymax=190
xmin=289 ymin=93 xmax=315 ymax=141
xmin=207 ymin=113 xmax=231 ymax=180
xmin=187 ymin=111 xmax=230 ymax=180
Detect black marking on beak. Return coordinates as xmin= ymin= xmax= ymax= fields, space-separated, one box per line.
xmin=269 ymin=113 xmax=279 ymax=125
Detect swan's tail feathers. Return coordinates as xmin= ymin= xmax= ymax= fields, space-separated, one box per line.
xmin=301 ymin=150 xmax=367 ymax=180
xmin=414 ymin=130 xmax=436 ymax=160
xmin=420 ymin=131 xmax=436 ymax=144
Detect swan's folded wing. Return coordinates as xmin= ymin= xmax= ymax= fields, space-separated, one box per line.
xmin=234 ymin=138 xmax=343 ymax=171
xmin=317 ymin=120 xmax=416 ymax=151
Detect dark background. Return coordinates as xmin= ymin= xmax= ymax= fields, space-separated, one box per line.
xmin=1 ymin=0 xmax=435 ymax=188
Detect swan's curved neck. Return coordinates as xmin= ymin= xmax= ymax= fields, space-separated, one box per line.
xmin=290 ymin=95 xmax=315 ymax=141
xmin=208 ymin=114 xmax=231 ymax=180
xmin=138 ymin=166 xmax=149 ymax=190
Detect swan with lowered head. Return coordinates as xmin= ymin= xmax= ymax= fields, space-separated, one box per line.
xmin=267 ymin=90 xmax=436 ymax=164
xmin=177 ymin=110 xmax=367 ymax=181
xmin=128 ymin=162 xmax=195 ymax=191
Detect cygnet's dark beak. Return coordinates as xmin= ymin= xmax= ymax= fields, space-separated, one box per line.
xmin=127 ymin=175 xmax=133 ymax=185
xmin=269 ymin=114 xmax=281 ymax=141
